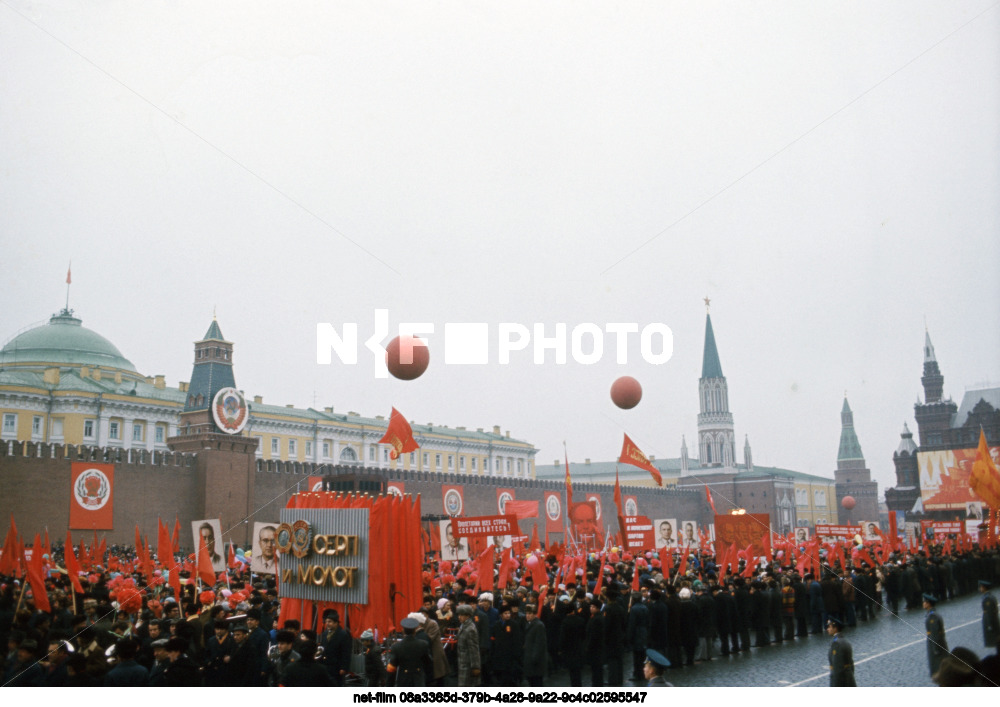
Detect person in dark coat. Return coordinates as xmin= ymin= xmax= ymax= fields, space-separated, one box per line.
xmin=163 ymin=637 xmax=203 ymax=687
xmin=694 ymin=583 xmax=716 ymax=661
xmin=522 ymin=604 xmax=547 ymax=687
xmin=455 ymin=607 xmax=481 ymax=687
xmin=387 ymin=618 xmax=432 ymax=687
xmin=4 ymin=638 xmax=43 ymax=686
xmin=559 ymin=601 xmax=586 ymax=687
xmin=225 ymin=624 xmax=260 ymax=686
xmin=648 ymin=589 xmax=668 ymax=654
xmin=283 ymin=639 xmax=333 ymax=686
xmin=204 ymin=619 xmax=235 ymax=686
xmin=712 ymin=584 xmax=732 ymax=655
xmin=147 ymin=639 xmax=170 ymax=686
xmin=884 ymin=564 xmax=902 ymax=615
xmin=677 ymin=587 xmax=699 ymax=665
xmin=821 ymin=572 xmax=843 ymax=627
xmin=923 ymin=594 xmax=948 ymax=677
xmin=980 ymin=581 xmax=1000 ymax=650
xmin=490 ymin=603 xmax=524 ymax=686
xmin=665 ymin=584 xmax=684 ymax=666
xmin=584 ymin=599 xmax=606 ymax=687
xmin=626 ymin=591 xmax=650 ymax=681
xmin=475 ymin=594 xmax=495 ymax=686
xmin=603 ymin=588 xmax=627 ymax=686
xmin=360 ymin=630 xmax=386 ymax=687
xmin=733 ymin=579 xmax=752 ymax=652
xmin=826 ymin=618 xmax=855 ymax=687
xmin=319 ymin=609 xmax=353 ymax=686
xmin=808 ymin=573 xmax=825 ymax=634
xmin=245 ymin=609 xmax=270 ymax=686
xmin=104 ymin=638 xmax=150 ymax=687
xmin=768 ymin=579 xmax=783 ymax=643
xmin=792 ymin=573 xmax=809 ymax=637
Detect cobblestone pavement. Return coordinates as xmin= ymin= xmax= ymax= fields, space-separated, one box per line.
xmin=529 ymin=591 xmax=995 ymax=687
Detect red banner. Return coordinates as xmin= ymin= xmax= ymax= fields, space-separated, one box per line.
xmin=386 ymin=481 xmax=405 ymax=497
xmin=815 ymin=524 xmax=863 ymax=538
xmin=623 ymin=515 xmax=655 ymax=553
xmin=442 ymin=485 xmax=465 ymax=516
xmin=544 ymin=491 xmax=563 ymax=534
xmin=307 ymin=476 xmax=324 ymax=492
xmin=920 ymin=520 xmax=962 ymax=537
xmin=496 ymin=488 xmax=515 ymax=515
xmin=70 ymin=462 xmax=114 ymax=530
xmin=504 ymin=500 xmax=539 ymax=518
xmin=714 ymin=514 xmax=770 ymax=557
xmin=451 ymin=515 xmax=518 ymax=538
xmin=623 ymin=495 xmax=638 ymax=517
xmin=569 ymin=501 xmax=603 ymax=550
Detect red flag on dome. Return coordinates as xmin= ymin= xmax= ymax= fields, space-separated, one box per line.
xmin=378 ymin=407 xmax=419 ymax=459
xmin=618 ymin=434 xmax=662 ymax=486
xmin=66 ymin=264 xmax=72 ymax=284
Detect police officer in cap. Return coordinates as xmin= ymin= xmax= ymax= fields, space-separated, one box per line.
xmin=826 ymin=617 xmax=855 ymax=686
xmin=923 ymin=593 xmax=948 ymax=678
xmin=643 ymin=649 xmax=673 ymax=687
xmin=387 ymin=617 xmax=432 ymax=687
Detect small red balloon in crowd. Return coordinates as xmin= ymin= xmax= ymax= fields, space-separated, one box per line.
xmin=610 ymin=376 xmax=642 ymax=409
xmin=841 ymin=495 xmax=856 ymax=510
xmin=385 ymin=335 xmax=430 ymax=380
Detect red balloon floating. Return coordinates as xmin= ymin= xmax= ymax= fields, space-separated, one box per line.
xmin=841 ymin=495 xmax=856 ymax=510
xmin=385 ymin=335 xmax=430 ymax=380
xmin=610 ymin=376 xmax=642 ymax=409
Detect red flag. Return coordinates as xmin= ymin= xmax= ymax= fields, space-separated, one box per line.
xmin=70 ymin=462 xmax=114 ymax=530
xmin=497 ymin=548 xmax=514 ymax=590
xmin=378 ymin=407 xmax=420 ymax=459
xmin=172 ymin=517 xmax=180 ymax=557
xmin=677 ymin=547 xmax=689 ymax=577
xmin=64 ymin=532 xmax=85 ymax=594
xmin=705 ymin=484 xmax=717 ymax=513
xmin=26 ymin=534 xmax=51 ymax=613
xmin=613 ymin=469 xmax=625 ymax=519
xmin=135 ymin=524 xmax=143 ymax=555
xmin=66 ymin=263 xmax=72 ymax=284
xmin=97 ymin=536 xmax=106 ymax=565
xmin=477 ymin=545 xmax=495 ymax=593
xmin=618 ymin=433 xmax=662 ymax=485
xmin=564 ymin=447 xmax=573 ymax=508
xmin=528 ymin=524 xmax=540 ymax=552
xmin=632 ymin=563 xmax=641 ymax=591
xmin=157 ymin=519 xmax=171 ymax=568
xmin=197 ymin=534 xmax=216 ymax=587
xmin=504 ymin=500 xmax=539 ymax=518
xmin=594 ymin=552 xmax=606 ymax=592
xmin=228 ymin=542 xmax=239 ymax=569
xmin=0 ymin=515 xmax=17 ymax=576
xmin=970 ymin=429 xmax=1000 ymax=508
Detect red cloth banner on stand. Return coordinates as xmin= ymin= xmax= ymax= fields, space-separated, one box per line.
xmin=543 ymin=491 xmax=563 ymax=534
xmin=496 ymin=488 xmax=515 ymax=515
xmin=442 ymin=485 xmax=465 ymax=516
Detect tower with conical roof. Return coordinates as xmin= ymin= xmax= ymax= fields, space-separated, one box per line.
xmin=695 ymin=301 xmax=736 ymax=472
xmin=833 ymin=396 xmax=879 ymax=525
xmin=885 ymin=423 xmax=921 ymax=515
xmin=914 ymin=329 xmax=957 ymax=448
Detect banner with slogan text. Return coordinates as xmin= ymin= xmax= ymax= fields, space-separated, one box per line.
xmin=544 ymin=491 xmax=563 ymax=534
xmin=815 ymin=524 xmax=864 ymax=539
xmin=70 ymin=462 xmax=115 ymax=530
xmin=622 ymin=515 xmax=655 ymax=553
xmin=442 ymin=485 xmax=464 ymax=516
xmin=920 ymin=520 xmax=963 ymax=538
xmin=451 ymin=514 xmax=519 ymax=538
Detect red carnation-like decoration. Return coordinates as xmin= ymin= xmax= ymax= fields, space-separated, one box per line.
xmin=199 ymin=590 xmax=216 ymax=606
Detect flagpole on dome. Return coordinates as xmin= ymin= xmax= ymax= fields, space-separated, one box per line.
xmin=65 ymin=261 xmax=72 ymax=312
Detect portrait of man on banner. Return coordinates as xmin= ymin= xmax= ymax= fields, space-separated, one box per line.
xmin=681 ymin=521 xmax=699 ymax=548
xmin=570 ymin=501 xmax=603 ymax=549
xmin=440 ymin=520 xmax=469 ymax=561
xmin=653 ymin=519 xmax=677 ymax=549
xmin=251 ymin=522 xmax=278 ymax=574
xmin=191 ymin=518 xmax=225 ymax=573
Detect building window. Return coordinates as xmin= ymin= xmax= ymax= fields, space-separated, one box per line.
xmin=50 ymin=418 xmax=63 ymax=439
xmin=253 ymin=435 xmax=263 ymax=455
xmin=448 ymin=455 xmax=454 ymax=470
xmin=340 ymin=446 xmax=358 ymax=463
xmin=471 ymin=457 xmax=478 ymax=471
xmin=2 ymin=414 xmax=16 ymax=436
xmin=322 ymin=441 xmax=331 ymax=459
xmin=423 ymin=453 xmax=429 ymax=468
xmin=32 ymin=416 xmax=42 ymax=437
xmin=368 ymin=446 xmax=376 ymax=461
xmin=495 ymin=457 xmax=501 ymax=472
xmin=132 ymin=423 xmax=144 ymax=442
xmin=505 ymin=459 xmax=511 ymax=474
xmin=305 ymin=440 xmax=313 ymax=458
xmin=289 ymin=439 xmax=298 ymax=458
xmin=517 ymin=459 xmax=523 ymax=476
xmin=109 ymin=421 xmax=120 ymax=440
xmin=155 ymin=425 xmax=165 ymax=444
xmin=84 ymin=419 xmax=95 ymax=439
xmin=271 ymin=438 xmax=279 ymax=456
xmin=814 ymin=490 xmax=826 ymax=507
xmin=383 ymin=447 xmax=390 ymax=462
xmin=410 ymin=452 xmax=416 ymax=465
xmin=460 ymin=456 xmax=466 ymax=471
xmin=436 ymin=454 xmax=442 ymax=469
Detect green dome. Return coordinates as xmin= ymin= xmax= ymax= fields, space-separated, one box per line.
xmin=0 ymin=310 xmax=137 ymax=372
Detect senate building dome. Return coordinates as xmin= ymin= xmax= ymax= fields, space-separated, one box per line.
xmin=0 ymin=308 xmax=138 ymax=374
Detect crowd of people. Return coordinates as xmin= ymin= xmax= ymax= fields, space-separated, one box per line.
xmin=2 ymin=537 xmax=1000 ymax=687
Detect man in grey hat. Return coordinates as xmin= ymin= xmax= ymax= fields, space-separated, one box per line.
xmin=826 ymin=618 xmax=855 ymax=687
xmin=456 ymin=604 xmax=481 ymax=686
xmin=148 ymin=638 xmax=170 ymax=686
xmin=360 ymin=629 xmax=386 ymax=687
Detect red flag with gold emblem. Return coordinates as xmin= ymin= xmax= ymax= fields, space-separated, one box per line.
xmin=618 ymin=434 xmax=662 ymax=486
xmin=70 ymin=462 xmax=114 ymax=530
xmin=378 ymin=407 xmax=419 ymax=459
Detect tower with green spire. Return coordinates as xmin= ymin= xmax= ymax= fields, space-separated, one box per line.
xmin=834 ymin=396 xmax=879 ymax=524
xmin=696 ymin=302 xmax=736 ymax=471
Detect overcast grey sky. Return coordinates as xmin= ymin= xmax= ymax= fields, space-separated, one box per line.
xmin=2 ymin=2 xmax=998 ymax=494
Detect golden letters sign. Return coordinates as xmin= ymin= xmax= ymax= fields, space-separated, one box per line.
xmin=277 ymin=509 xmax=369 ymax=603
